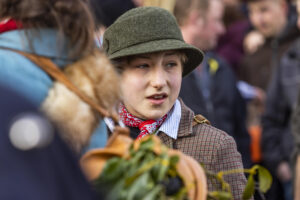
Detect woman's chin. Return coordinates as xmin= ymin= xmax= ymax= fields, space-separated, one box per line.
xmin=142 ymin=110 xmax=168 ymax=120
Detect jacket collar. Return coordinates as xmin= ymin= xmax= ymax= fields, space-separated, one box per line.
xmin=157 ymin=99 xmax=181 ymax=139
xmin=177 ymin=98 xmax=194 ymax=138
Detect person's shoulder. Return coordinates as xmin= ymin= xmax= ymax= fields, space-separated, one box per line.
xmin=192 ymin=115 xmax=234 ymax=146
xmin=284 ymin=37 xmax=300 ymax=57
xmin=279 ymin=37 xmax=300 ymax=69
xmin=0 ymin=47 xmax=33 ymax=66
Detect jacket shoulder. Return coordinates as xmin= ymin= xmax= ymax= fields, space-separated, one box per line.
xmin=193 ymin=122 xmax=234 ymax=142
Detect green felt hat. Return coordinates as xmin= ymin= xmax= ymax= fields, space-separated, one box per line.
xmin=102 ymin=6 xmax=204 ymax=76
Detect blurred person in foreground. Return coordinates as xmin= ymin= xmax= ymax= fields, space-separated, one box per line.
xmin=174 ymin=0 xmax=252 ymax=168
xmin=0 ymin=84 xmax=98 ymax=200
xmin=0 ymin=0 xmax=120 ymax=153
xmin=102 ymin=6 xmax=248 ymax=199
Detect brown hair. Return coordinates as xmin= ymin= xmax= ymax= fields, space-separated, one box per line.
xmin=174 ymin=0 xmax=209 ymax=26
xmin=0 ymin=0 xmax=95 ymax=58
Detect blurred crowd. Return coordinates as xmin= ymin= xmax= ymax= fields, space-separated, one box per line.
xmin=1 ymin=0 xmax=300 ymax=199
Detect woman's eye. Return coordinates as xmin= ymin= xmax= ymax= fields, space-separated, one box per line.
xmin=166 ymin=62 xmax=177 ymax=68
xmin=136 ymin=64 xmax=149 ymax=69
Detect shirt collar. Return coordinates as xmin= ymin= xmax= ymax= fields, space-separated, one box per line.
xmin=157 ymin=99 xmax=181 ymax=139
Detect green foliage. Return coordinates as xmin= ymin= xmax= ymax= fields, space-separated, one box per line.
xmin=94 ymin=136 xmax=186 ymax=200
xmin=242 ymin=175 xmax=255 ymax=200
xmin=208 ymin=191 xmax=233 ymax=200
xmin=93 ymin=136 xmax=272 ymax=200
xmin=257 ymin=166 xmax=272 ymax=193
xmin=207 ymin=165 xmax=272 ymax=200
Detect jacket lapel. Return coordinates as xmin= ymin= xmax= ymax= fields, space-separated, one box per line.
xmin=177 ymin=98 xmax=194 ymax=138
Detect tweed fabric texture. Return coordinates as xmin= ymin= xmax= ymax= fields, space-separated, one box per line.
xmin=102 ymin=6 xmax=204 ymax=76
xmin=157 ymin=99 xmax=248 ymax=200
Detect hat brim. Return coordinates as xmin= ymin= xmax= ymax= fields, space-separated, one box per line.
xmin=108 ymin=39 xmax=204 ymax=76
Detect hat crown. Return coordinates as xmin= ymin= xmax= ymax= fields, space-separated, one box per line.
xmin=103 ymin=6 xmax=184 ymax=56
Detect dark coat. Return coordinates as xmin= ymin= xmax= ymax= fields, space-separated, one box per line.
xmin=292 ymin=92 xmax=300 ymax=157
xmin=0 ymin=85 xmax=98 ymax=200
xmin=179 ymin=53 xmax=252 ymax=168
xmin=157 ymin=100 xmax=248 ymax=200
xmin=262 ymin=38 xmax=300 ymax=173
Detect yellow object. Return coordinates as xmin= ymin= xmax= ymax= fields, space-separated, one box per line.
xmin=208 ymin=58 xmax=219 ymax=75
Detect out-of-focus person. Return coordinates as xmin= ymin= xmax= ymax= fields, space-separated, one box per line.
xmin=239 ymin=0 xmax=299 ymax=113
xmin=174 ymin=0 xmax=252 ymax=168
xmin=0 ymin=84 xmax=98 ymax=200
xmin=239 ymin=0 xmax=299 ymax=92
xmin=0 ymin=0 xmax=119 ymax=153
xmin=256 ymin=0 xmax=300 ymax=199
xmin=237 ymin=3 xmax=300 ymax=194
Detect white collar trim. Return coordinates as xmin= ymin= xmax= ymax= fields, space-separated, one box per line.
xmin=156 ymin=99 xmax=181 ymax=139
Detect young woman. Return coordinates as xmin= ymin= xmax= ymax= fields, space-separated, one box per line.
xmin=102 ymin=6 xmax=248 ymax=199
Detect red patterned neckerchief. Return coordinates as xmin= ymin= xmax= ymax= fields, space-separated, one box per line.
xmin=0 ymin=19 xmax=22 ymax=34
xmin=119 ymin=104 xmax=168 ymax=140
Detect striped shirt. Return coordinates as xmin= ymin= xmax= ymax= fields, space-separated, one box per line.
xmin=157 ymin=99 xmax=181 ymax=139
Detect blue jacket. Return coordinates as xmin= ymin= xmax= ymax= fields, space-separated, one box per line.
xmin=0 ymin=29 xmax=107 ymax=149
xmin=0 ymin=29 xmax=72 ymax=104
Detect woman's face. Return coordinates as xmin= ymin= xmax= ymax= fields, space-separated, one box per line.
xmin=119 ymin=51 xmax=183 ymax=120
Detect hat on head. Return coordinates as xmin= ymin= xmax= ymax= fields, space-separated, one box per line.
xmin=102 ymin=6 xmax=204 ymax=76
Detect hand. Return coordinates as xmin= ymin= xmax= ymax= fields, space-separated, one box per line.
xmin=243 ymin=30 xmax=265 ymax=55
xmin=276 ymin=161 xmax=292 ymax=182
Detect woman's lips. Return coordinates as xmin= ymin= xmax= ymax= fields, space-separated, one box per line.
xmin=147 ymin=94 xmax=167 ymax=105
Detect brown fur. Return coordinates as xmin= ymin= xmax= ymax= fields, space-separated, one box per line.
xmin=42 ymin=50 xmax=120 ymax=152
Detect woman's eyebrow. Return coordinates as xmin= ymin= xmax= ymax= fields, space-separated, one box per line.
xmin=135 ymin=55 xmax=151 ymax=59
xmin=164 ymin=52 xmax=177 ymax=56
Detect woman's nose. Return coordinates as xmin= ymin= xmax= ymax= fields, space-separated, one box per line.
xmin=149 ymin=66 xmax=167 ymax=89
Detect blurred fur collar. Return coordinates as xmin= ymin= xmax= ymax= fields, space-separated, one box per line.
xmin=42 ymin=50 xmax=120 ymax=153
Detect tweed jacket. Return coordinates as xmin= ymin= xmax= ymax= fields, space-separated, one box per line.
xmin=157 ymin=100 xmax=247 ymax=200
